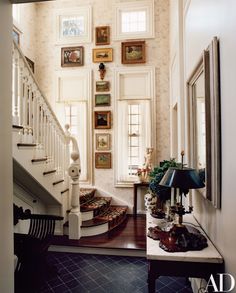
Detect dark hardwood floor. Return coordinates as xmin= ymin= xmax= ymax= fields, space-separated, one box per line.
xmin=52 ymin=215 xmax=146 ymax=251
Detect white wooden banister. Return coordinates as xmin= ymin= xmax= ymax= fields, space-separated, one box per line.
xmin=12 ymin=40 xmax=70 ymax=185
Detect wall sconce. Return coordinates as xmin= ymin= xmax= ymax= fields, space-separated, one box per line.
xmin=99 ymin=63 xmax=106 ymax=80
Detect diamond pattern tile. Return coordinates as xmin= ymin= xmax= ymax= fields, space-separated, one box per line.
xmin=38 ymin=252 xmax=193 ymax=293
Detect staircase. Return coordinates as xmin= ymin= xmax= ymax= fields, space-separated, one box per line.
xmin=12 ymin=40 xmax=129 ymax=240
xmin=64 ymin=188 xmax=128 ymax=237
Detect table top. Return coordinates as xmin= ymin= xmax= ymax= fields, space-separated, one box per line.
xmin=146 ymin=213 xmax=223 ymax=264
xmin=134 ymin=181 xmax=149 ymax=187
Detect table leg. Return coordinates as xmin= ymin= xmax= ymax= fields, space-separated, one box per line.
xmin=133 ymin=185 xmax=138 ymax=217
xmin=148 ymin=261 xmax=157 ymax=293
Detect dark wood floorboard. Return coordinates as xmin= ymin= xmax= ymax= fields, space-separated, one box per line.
xmin=52 ymin=214 xmax=146 ymax=250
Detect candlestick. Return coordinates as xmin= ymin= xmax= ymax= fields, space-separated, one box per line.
xmin=171 ymin=188 xmax=174 ymax=206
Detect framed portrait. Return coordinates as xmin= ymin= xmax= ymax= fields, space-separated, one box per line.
xmin=96 ymin=81 xmax=110 ymax=92
xmin=121 ymin=41 xmax=146 ymax=64
xmin=95 ymin=152 xmax=111 ymax=169
xmin=94 ymin=111 xmax=111 ymax=129
xmin=61 ymin=46 xmax=84 ymax=67
xmin=95 ymin=26 xmax=110 ymax=45
xmin=93 ymin=48 xmax=113 ymax=62
xmin=25 ymin=56 xmax=35 ymax=73
xmin=95 ymin=94 xmax=111 ymax=106
xmin=96 ymin=133 xmax=111 ymax=151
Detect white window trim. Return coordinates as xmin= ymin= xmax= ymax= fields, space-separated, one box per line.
xmin=54 ymin=69 xmax=93 ymax=185
xmin=113 ymin=0 xmax=155 ymax=40
xmin=54 ymin=6 xmax=92 ymax=45
xmin=114 ymin=66 xmax=156 ymax=187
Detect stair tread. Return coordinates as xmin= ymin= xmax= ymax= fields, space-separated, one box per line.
xmin=17 ymin=143 xmax=37 ymax=147
xmin=81 ymin=206 xmax=128 ymax=228
xmin=31 ymin=157 xmax=47 ymax=163
xmin=53 ymin=179 xmax=64 ymax=185
xmin=13 ymin=125 xmax=23 ymax=129
xmin=80 ymin=197 xmax=111 ymax=212
xmin=43 ymin=169 xmax=57 ymax=175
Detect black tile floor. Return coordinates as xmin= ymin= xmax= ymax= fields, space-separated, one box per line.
xmin=38 ymin=252 xmax=193 ymax=293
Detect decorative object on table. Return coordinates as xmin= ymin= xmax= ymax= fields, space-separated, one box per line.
xmin=96 ymin=80 xmax=110 ymax=92
xmin=148 ymin=151 xmax=207 ymax=252
xmin=121 ymin=41 xmax=146 ymax=64
xmin=144 ymin=193 xmax=157 ymax=212
xmin=61 ymin=46 xmax=84 ymax=67
xmin=96 ymin=133 xmax=111 ymax=151
xmin=149 ymin=158 xmax=180 ymax=218
xmin=95 ymin=26 xmax=110 ymax=45
xmin=95 ymin=94 xmax=110 ymax=107
xmin=95 ymin=152 xmax=111 ymax=169
xmin=143 ymin=147 xmax=153 ymax=181
xmin=94 ymin=111 xmax=111 ymax=129
xmin=93 ymin=48 xmax=113 ymax=62
xmin=98 ymin=63 xmax=106 ymax=80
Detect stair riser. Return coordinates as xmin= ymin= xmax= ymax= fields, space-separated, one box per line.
xmin=82 ymin=211 xmax=93 ymax=221
xmin=64 ymin=222 xmax=109 ymax=237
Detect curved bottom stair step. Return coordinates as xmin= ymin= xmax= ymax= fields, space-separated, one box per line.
xmin=64 ymin=205 xmax=128 ymax=237
xmin=81 ymin=197 xmax=112 ymax=217
xmin=81 ymin=205 xmax=128 ymax=237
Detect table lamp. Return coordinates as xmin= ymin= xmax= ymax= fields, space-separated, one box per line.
xmin=148 ymin=151 xmax=208 ymax=252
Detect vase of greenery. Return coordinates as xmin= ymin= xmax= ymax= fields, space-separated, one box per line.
xmin=149 ymin=158 xmax=180 ymax=218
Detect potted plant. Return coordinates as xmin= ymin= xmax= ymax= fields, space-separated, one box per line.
xmin=149 ymin=159 xmax=180 ymax=218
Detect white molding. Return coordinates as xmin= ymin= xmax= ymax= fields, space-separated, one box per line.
xmin=54 ymin=69 xmax=93 ymax=186
xmin=113 ymin=0 xmax=155 ymax=40
xmin=113 ymin=66 xmax=156 ymax=186
xmin=54 ymin=6 xmax=92 ymax=45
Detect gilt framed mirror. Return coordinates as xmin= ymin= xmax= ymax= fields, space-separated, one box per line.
xmin=187 ymin=37 xmax=221 ymax=209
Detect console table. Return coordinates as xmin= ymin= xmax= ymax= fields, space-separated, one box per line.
xmin=133 ymin=181 xmax=149 ymax=217
xmin=146 ymin=213 xmax=224 ymax=293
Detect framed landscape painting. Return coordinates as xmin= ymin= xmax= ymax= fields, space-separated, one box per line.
xmin=93 ymin=48 xmax=113 ymax=62
xmin=121 ymin=41 xmax=146 ymax=64
xmin=96 ymin=81 xmax=110 ymax=92
xmin=61 ymin=46 xmax=84 ymax=67
xmin=95 ymin=94 xmax=111 ymax=106
xmin=95 ymin=152 xmax=111 ymax=169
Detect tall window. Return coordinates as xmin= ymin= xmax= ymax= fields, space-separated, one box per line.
xmin=65 ymin=104 xmax=78 ymax=136
xmin=128 ymin=104 xmax=141 ymax=175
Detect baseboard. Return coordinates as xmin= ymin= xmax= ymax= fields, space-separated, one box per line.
xmin=49 ymin=245 xmax=146 ymax=257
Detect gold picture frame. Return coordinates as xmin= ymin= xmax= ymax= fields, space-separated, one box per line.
xmin=96 ymin=133 xmax=111 ymax=151
xmin=121 ymin=41 xmax=146 ymax=64
xmin=95 ymin=26 xmax=110 ymax=45
xmin=93 ymin=48 xmax=113 ymax=63
xmin=95 ymin=152 xmax=111 ymax=169
xmin=94 ymin=111 xmax=111 ymax=129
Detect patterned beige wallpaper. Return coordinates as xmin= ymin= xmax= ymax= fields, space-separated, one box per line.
xmin=18 ymin=0 xmax=170 ymax=210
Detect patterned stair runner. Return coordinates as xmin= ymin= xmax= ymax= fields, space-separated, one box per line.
xmin=81 ymin=197 xmax=112 ymax=217
xmin=80 ymin=188 xmax=96 ymax=205
xmin=96 ymin=206 xmax=128 ymax=230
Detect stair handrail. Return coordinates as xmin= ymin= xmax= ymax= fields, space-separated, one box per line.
xmin=12 ymin=40 xmax=70 ymax=187
xmin=12 ymin=40 xmax=64 ymax=136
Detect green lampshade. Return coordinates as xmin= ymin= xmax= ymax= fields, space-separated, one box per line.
xmin=159 ymin=167 xmax=205 ymax=190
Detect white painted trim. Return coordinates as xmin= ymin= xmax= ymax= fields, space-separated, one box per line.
xmin=113 ymin=0 xmax=155 ymax=40
xmin=54 ymin=69 xmax=93 ymax=186
xmin=54 ymin=6 xmax=92 ymax=45
xmin=81 ymin=223 xmax=108 ymax=237
xmin=113 ymin=66 xmax=156 ymax=187
xmin=49 ymin=245 xmax=146 ymax=257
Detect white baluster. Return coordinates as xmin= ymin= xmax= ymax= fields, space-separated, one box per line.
xmin=12 ymin=52 xmax=20 ymax=125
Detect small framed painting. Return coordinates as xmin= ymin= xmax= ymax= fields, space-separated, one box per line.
xmin=121 ymin=41 xmax=146 ymax=64
xmin=95 ymin=26 xmax=110 ymax=45
xmin=94 ymin=111 xmax=111 ymax=129
xmin=96 ymin=81 xmax=110 ymax=92
xmin=93 ymin=48 xmax=113 ymax=62
xmin=96 ymin=133 xmax=111 ymax=151
xmin=95 ymin=94 xmax=111 ymax=106
xmin=61 ymin=46 xmax=84 ymax=67
xmin=95 ymin=152 xmax=111 ymax=169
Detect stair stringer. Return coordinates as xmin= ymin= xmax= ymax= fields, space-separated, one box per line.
xmin=12 ymin=130 xmax=69 ymax=207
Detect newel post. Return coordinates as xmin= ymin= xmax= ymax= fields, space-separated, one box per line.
xmin=65 ymin=124 xmax=82 ymax=239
